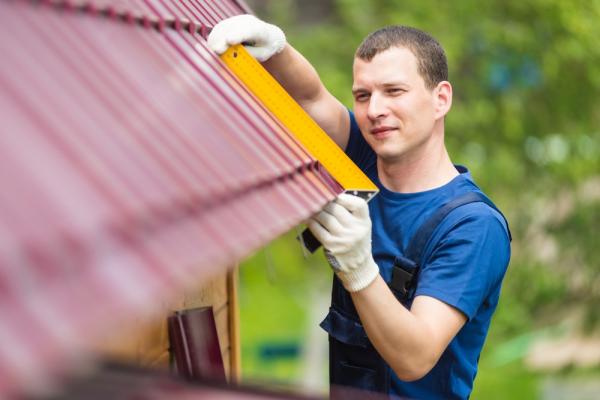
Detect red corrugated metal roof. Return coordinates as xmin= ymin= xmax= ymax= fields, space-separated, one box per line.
xmin=0 ymin=0 xmax=340 ymax=397
xmin=51 ymin=362 xmax=383 ymax=399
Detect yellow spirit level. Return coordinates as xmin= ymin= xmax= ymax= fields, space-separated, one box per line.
xmin=220 ymin=45 xmax=378 ymax=252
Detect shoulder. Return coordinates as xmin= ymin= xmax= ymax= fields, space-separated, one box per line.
xmin=346 ymin=110 xmax=363 ymax=150
xmin=431 ymin=172 xmax=511 ymax=245
xmin=443 ymin=197 xmax=510 ymax=241
xmin=424 ymin=197 xmax=511 ymax=263
xmin=424 ymin=194 xmax=512 ymax=280
xmin=416 ymin=197 xmax=511 ymax=319
xmin=345 ymin=110 xmax=377 ymax=172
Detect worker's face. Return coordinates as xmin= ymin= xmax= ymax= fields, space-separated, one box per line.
xmin=352 ymin=46 xmax=450 ymax=164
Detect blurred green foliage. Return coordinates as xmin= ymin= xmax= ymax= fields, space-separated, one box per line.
xmin=240 ymin=0 xmax=600 ymax=397
xmin=239 ymin=230 xmax=332 ymax=391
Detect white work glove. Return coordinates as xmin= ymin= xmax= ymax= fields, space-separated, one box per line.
xmin=207 ymin=14 xmax=286 ymax=62
xmin=307 ymin=194 xmax=380 ymax=292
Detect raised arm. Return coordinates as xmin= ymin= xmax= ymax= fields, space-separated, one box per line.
xmin=208 ymin=15 xmax=350 ymax=150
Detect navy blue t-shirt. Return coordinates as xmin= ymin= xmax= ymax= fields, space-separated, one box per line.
xmin=345 ymin=111 xmax=511 ymax=399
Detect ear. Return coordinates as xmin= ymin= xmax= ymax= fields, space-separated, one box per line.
xmin=433 ymin=81 xmax=452 ymax=119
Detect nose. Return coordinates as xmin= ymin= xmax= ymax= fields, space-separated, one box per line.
xmin=366 ymin=92 xmax=388 ymax=121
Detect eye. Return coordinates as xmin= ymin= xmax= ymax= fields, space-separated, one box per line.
xmin=387 ymin=88 xmax=405 ymax=96
xmin=354 ymin=93 xmax=370 ymax=102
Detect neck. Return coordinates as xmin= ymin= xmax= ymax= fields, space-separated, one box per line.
xmin=377 ymin=133 xmax=458 ymax=194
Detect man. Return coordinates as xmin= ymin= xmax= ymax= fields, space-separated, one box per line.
xmin=209 ymin=15 xmax=511 ymax=399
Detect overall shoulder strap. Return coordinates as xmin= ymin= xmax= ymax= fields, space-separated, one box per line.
xmin=390 ymin=191 xmax=512 ymax=301
xmin=406 ymin=191 xmax=511 ymax=263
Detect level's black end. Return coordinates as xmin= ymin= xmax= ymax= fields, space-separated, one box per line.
xmin=297 ymin=228 xmax=322 ymax=254
xmin=344 ymin=189 xmax=378 ymax=202
xmin=297 ymin=191 xmax=378 ymax=254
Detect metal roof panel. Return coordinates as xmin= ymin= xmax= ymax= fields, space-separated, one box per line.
xmin=0 ymin=1 xmax=340 ymax=397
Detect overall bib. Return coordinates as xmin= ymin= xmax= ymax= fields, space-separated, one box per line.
xmin=320 ymin=192 xmax=512 ymax=396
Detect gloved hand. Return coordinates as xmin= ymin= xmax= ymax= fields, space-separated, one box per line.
xmin=207 ymin=14 xmax=286 ymax=62
xmin=307 ymin=193 xmax=380 ymax=292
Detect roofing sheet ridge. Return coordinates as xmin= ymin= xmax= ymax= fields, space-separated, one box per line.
xmin=35 ymin=0 xmax=249 ymax=32
xmin=15 ymin=0 xmax=333 ymax=203
xmin=6 ymin=1 xmax=342 ymax=209
xmin=231 ymin=0 xmax=252 ymax=14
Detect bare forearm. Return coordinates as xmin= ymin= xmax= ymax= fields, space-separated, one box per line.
xmin=262 ymin=44 xmax=324 ymax=106
xmin=261 ymin=44 xmax=349 ymax=149
xmin=350 ymin=276 xmax=438 ymax=381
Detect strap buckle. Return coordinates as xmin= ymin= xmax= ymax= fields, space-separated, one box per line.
xmin=390 ymin=256 xmax=417 ymax=300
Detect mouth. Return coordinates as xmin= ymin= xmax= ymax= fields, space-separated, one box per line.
xmin=370 ymin=126 xmax=397 ymax=138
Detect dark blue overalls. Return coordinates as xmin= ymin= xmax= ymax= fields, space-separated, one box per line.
xmin=320 ymin=192 xmax=512 ymax=396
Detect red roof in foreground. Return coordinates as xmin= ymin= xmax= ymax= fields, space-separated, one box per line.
xmin=0 ymin=0 xmax=340 ymax=397
xmin=53 ymin=362 xmax=382 ymax=400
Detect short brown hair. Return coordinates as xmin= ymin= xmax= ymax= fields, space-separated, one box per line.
xmin=355 ymin=26 xmax=448 ymax=90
